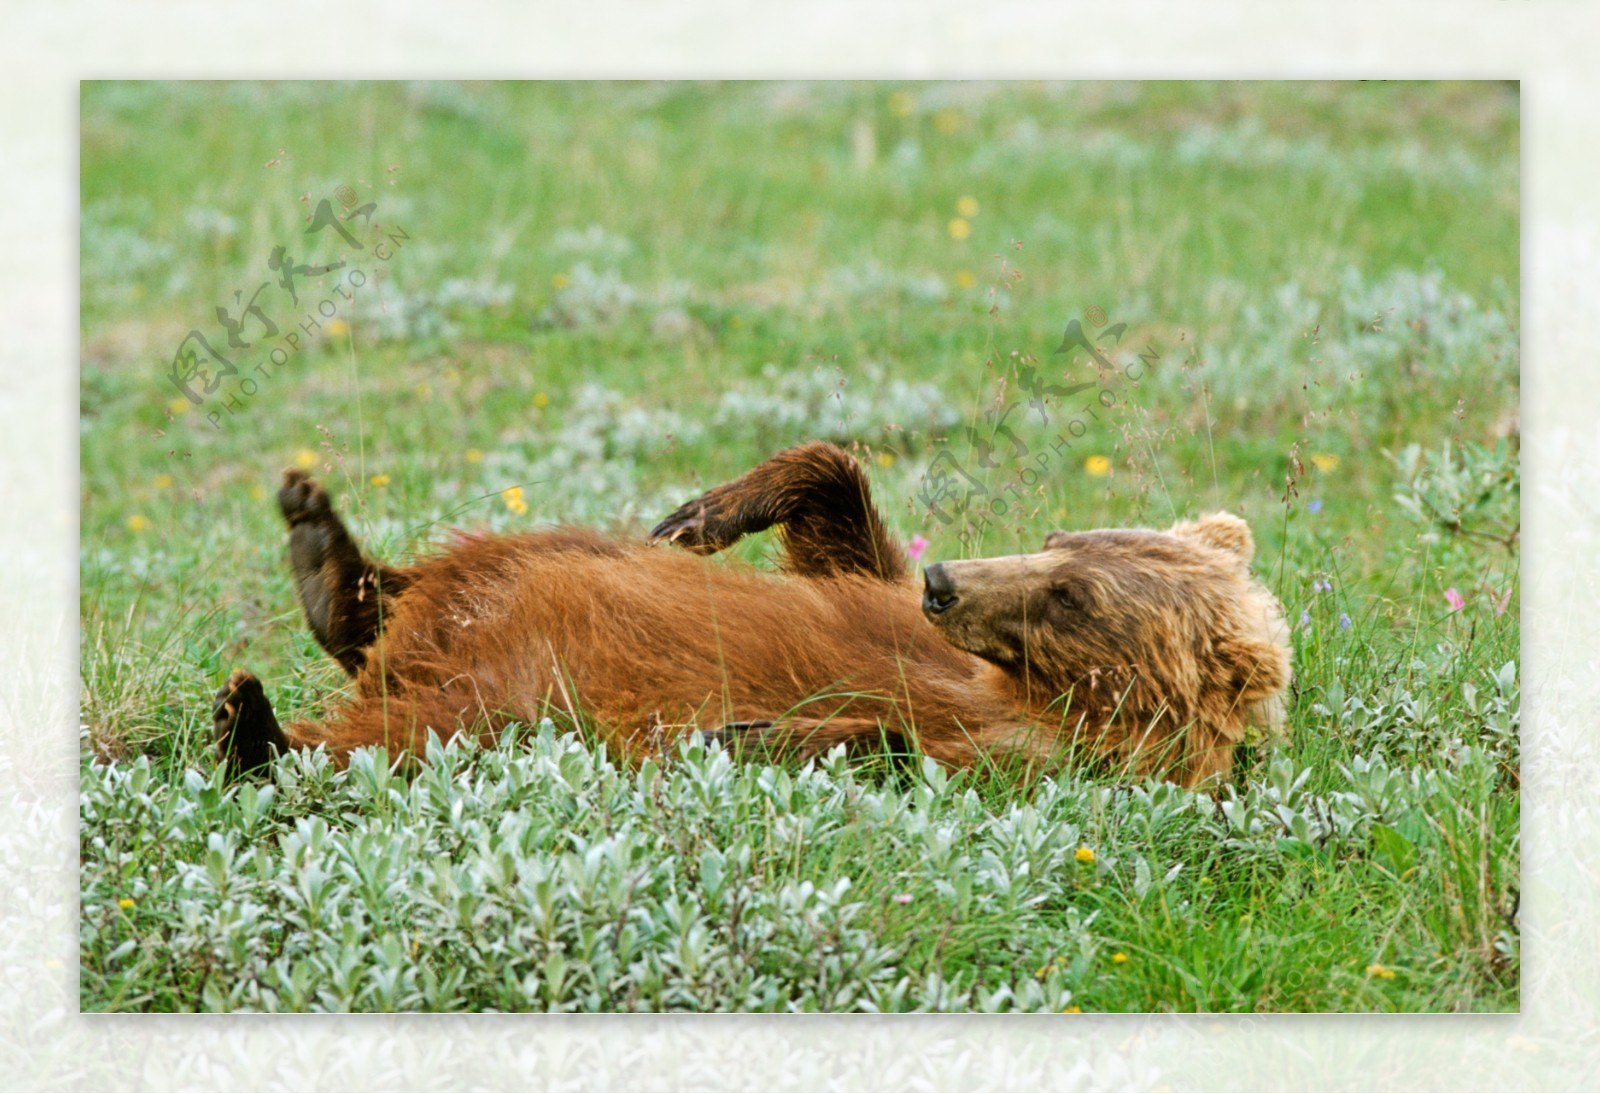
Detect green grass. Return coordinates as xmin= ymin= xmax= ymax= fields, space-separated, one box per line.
xmin=79 ymin=80 xmax=1520 ymax=1012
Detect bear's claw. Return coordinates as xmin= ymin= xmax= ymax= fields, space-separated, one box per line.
xmin=705 ymin=720 xmax=774 ymax=759
xmin=648 ymin=500 xmax=726 ymax=554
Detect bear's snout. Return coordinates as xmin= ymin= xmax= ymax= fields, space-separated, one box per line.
xmin=922 ymin=562 xmax=959 ymax=615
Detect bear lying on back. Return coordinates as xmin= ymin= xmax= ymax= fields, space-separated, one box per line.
xmin=215 ymin=441 xmax=1291 ymax=788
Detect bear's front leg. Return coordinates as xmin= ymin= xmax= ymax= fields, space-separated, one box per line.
xmin=650 ymin=441 xmax=908 ymax=583
xmin=707 ymin=715 xmax=908 ymax=763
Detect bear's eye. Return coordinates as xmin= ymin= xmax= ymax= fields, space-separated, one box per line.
xmin=1050 ymin=584 xmax=1087 ymax=615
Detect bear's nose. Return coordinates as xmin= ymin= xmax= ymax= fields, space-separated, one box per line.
xmin=922 ymin=562 xmax=959 ymax=615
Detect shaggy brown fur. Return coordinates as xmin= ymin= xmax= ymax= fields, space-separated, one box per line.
xmin=214 ymin=442 xmax=1290 ymax=788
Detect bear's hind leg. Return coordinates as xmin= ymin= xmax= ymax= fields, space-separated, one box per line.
xmin=709 ymin=715 xmax=909 ymax=763
xmin=214 ymin=668 xmax=291 ymax=778
xmin=279 ymin=469 xmax=412 ymax=676
xmin=214 ymin=669 xmax=500 ymax=775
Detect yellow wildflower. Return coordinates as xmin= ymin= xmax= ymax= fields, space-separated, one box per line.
xmin=1063 ymin=1005 xmax=1082 ymax=1013
xmin=1084 ymin=455 xmax=1111 ymax=477
xmin=118 ymin=898 xmax=135 ymax=910
xmin=954 ymin=270 xmax=976 ymax=289
xmin=503 ymin=486 xmax=528 ymax=516
xmin=888 ymin=91 xmax=915 ymax=117
xmin=153 ymin=473 xmax=174 ymax=490
xmin=956 ymin=196 xmax=980 ymax=218
xmin=249 ymin=485 xmax=267 ymax=502
xmin=294 ymin=448 xmax=317 ymax=470
xmin=126 ymin=515 xmax=150 ymax=533
xmin=875 ymin=452 xmax=895 ymax=469
xmin=533 ymin=391 xmax=551 ymax=409
xmin=326 ymin=319 xmax=350 ymax=337
xmin=551 ymin=273 xmax=570 ymax=290
xmin=168 ymin=398 xmax=192 ymax=416
xmin=465 ymin=449 xmax=484 ymax=464
xmin=369 ymin=474 xmax=391 ymax=488
xmin=1366 ymin=963 xmax=1396 ymax=979
xmin=1111 ymin=952 xmax=1128 ymax=964
xmin=947 ymin=218 xmax=971 ymax=241
xmin=1310 ymin=453 xmax=1340 ymax=472
xmin=1075 ymin=847 xmax=1095 ymax=864
xmin=934 ymin=109 xmax=962 ymax=135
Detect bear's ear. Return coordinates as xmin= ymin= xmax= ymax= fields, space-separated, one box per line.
xmin=1041 ymin=531 xmax=1073 ymax=551
xmin=1171 ymin=512 xmax=1255 ymax=563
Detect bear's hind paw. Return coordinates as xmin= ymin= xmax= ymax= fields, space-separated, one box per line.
xmin=213 ymin=668 xmax=291 ymax=778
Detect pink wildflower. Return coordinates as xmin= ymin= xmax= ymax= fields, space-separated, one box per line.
xmin=908 ymin=534 xmax=929 ymax=562
xmin=1444 ymin=587 xmax=1466 ymax=613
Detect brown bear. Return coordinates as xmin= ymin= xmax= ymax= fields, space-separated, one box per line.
xmin=214 ymin=441 xmax=1291 ymax=788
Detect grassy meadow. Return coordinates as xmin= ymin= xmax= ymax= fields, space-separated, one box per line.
xmin=79 ymin=81 xmax=1520 ymax=1012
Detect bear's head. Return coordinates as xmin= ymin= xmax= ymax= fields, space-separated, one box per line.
xmin=920 ymin=513 xmax=1291 ymax=757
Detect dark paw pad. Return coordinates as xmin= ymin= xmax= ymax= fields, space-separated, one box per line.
xmin=278 ymin=468 xmax=332 ymax=526
xmin=213 ymin=668 xmax=289 ymax=778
